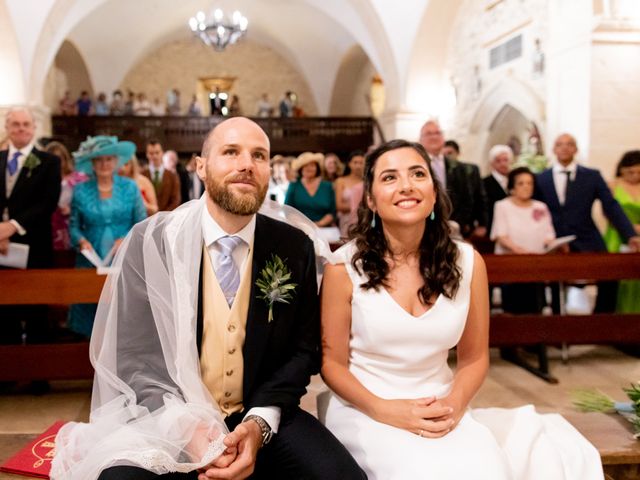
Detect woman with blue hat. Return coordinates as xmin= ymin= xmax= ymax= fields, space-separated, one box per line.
xmin=68 ymin=136 xmax=147 ymax=337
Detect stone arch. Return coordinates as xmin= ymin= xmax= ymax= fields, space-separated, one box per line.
xmin=468 ymin=77 xmax=546 ymax=170
xmin=43 ymin=40 xmax=94 ymax=113
xmin=329 ymin=44 xmax=377 ymax=116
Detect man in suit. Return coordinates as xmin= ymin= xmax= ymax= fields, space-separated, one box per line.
xmin=0 ymin=108 xmax=61 ymax=267
xmin=483 ymin=144 xmax=513 ymax=233
xmin=536 ymin=133 xmax=640 ymax=312
xmin=94 ymin=117 xmax=364 ymax=479
xmin=419 ymin=121 xmax=488 ymax=238
xmin=143 ymin=140 xmax=181 ymax=211
xmin=0 ymin=108 xmax=61 ymax=347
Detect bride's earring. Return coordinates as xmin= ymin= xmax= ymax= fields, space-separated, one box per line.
xmin=371 ymin=212 xmax=376 ymax=228
xmin=430 ymin=211 xmax=435 ymax=221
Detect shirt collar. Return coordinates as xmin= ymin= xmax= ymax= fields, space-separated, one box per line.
xmin=8 ymin=142 xmax=35 ymax=158
xmin=553 ymin=160 xmax=577 ymax=174
xmin=201 ymin=206 xmax=256 ymax=248
xmin=491 ymin=170 xmax=508 ymax=188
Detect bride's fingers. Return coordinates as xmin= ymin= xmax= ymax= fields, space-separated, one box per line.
xmin=414 ymin=404 xmax=452 ymax=419
xmin=413 ymin=427 xmax=451 ymax=438
xmin=419 ymin=418 xmax=454 ymax=433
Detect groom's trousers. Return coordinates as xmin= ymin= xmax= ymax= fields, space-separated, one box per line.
xmin=97 ymin=407 xmax=366 ymax=479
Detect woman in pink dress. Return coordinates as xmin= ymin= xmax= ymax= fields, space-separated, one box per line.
xmin=46 ymin=141 xmax=88 ymax=251
xmin=335 ymin=151 xmax=365 ymax=238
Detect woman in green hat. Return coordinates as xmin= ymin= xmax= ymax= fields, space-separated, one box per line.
xmin=68 ymin=136 xmax=147 ymax=337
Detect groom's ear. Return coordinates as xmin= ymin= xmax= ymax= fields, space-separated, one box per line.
xmin=195 ymin=156 xmax=206 ymax=181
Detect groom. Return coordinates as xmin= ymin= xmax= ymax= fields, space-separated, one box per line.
xmin=98 ymin=117 xmax=364 ymax=479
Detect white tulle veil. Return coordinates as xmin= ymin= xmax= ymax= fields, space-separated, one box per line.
xmin=51 ymin=196 xmax=336 ymax=479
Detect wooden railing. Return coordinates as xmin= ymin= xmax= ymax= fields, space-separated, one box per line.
xmin=50 ymin=115 xmax=375 ymax=157
xmin=0 ymin=252 xmax=639 ymax=382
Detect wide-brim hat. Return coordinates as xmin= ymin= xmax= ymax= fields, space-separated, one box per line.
xmin=292 ymin=152 xmax=324 ymax=172
xmin=73 ymin=135 xmax=136 ymax=174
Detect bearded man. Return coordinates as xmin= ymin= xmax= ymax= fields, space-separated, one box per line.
xmin=52 ymin=118 xmax=364 ymax=480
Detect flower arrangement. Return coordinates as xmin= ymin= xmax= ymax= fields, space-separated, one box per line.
xmin=23 ymin=153 xmax=41 ymax=178
xmin=255 ymin=254 xmax=297 ymax=323
xmin=572 ymin=382 xmax=640 ymax=439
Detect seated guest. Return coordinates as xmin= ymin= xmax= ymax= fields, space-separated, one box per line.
xmin=335 ymin=151 xmax=365 ymax=238
xmin=256 ymin=92 xmax=274 ymax=117
xmin=285 ymin=152 xmax=336 ymax=226
xmin=119 ymin=155 xmax=158 ymax=216
xmin=109 ymin=90 xmax=126 ymax=115
xmin=321 ymin=140 xmax=601 ymax=479
xmin=323 ymin=152 xmax=343 ymax=183
xmin=58 ymin=91 xmax=76 ymax=116
xmin=69 ymin=136 xmax=146 ymax=338
xmin=94 ymin=93 xmax=110 ymax=116
xmin=536 ymin=133 xmax=640 ymax=312
xmin=142 ymin=140 xmax=181 ymax=211
xmin=491 ymin=167 xmax=555 ymax=313
xmin=46 ymin=141 xmax=88 ymax=251
xmin=604 ymin=150 xmax=640 ymax=313
xmin=483 ymin=145 xmax=513 ymax=233
xmin=268 ymin=154 xmax=293 ymax=204
xmin=134 ymin=93 xmax=152 ymax=116
xmin=150 ymin=97 xmax=165 ymax=116
xmin=76 ymin=91 xmax=92 ymax=116
xmin=163 ymin=150 xmax=190 ymax=205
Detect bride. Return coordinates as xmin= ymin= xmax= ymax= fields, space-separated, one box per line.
xmin=320 ymin=139 xmax=603 ymax=479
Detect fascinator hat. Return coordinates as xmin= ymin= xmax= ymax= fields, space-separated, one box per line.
xmin=73 ymin=135 xmax=137 ymax=174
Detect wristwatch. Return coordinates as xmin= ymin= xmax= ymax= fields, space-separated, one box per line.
xmin=243 ymin=415 xmax=273 ymax=447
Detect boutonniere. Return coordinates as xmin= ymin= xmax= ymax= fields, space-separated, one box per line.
xmin=256 ymin=254 xmax=297 ymax=323
xmin=23 ymin=153 xmax=41 ymax=178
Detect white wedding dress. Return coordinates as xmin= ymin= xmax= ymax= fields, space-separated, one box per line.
xmin=324 ymin=241 xmax=603 ymax=480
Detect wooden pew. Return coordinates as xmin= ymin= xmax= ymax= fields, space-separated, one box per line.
xmin=0 ymin=252 xmax=639 ymax=382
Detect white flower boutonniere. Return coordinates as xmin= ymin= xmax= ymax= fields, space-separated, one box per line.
xmin=256 ymin=254 xmax=297 ymax=323
xmin=23 ymin=153 xmax=41 ymax=178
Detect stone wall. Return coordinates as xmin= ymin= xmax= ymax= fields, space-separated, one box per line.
xmin=119 ymin=38 xmax=317 ymax=117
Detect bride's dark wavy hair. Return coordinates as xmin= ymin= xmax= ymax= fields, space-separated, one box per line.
xmin=350 ymin=139 xmax=461 ymax=304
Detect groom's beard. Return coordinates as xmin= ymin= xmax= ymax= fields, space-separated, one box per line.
xmin=206 ymin=169 xmax=267 ymax=216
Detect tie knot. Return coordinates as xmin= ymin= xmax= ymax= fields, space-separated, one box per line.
xmin=217 ymin=235 xmax=243 ymax=256
xmin=11 ymin=152 xmax=21 ymax=162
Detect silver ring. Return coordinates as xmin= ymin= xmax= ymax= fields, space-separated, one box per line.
xmin=419 ymin=429 xmax=424 ymax=437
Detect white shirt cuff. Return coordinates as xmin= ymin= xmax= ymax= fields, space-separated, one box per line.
xmin=9 ymin=220 xmax=26 ymax=236
xmin=244 ymin=406 xmax=281 ymax=434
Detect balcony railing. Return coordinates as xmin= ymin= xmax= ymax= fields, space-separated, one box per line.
xmin=51 ymin=115 xmax=376 ymax=156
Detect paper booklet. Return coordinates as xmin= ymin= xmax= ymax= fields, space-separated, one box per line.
xmin=544 ymin=235 xmax=576 ymax=253
xmin=0 ymin=421 xmax=65 ymax=478
xmin=81 ymin=245 xmax=118 ymax=275
xmin=0 ymin=242 xmax=29 ymax=269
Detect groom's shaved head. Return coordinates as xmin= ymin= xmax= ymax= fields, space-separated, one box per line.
xmin=202 ymin=117 xmax=270 ymax=159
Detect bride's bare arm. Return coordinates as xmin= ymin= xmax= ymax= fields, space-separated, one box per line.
xmin=320 ymin=264 xmax=451 ymax=437
xmin=436 ymin=250 xmax=490 ymax=427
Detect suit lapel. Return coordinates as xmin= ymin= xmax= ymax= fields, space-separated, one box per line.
xmin=541 ymin=170 xmax=561 ymax=210
xmin=9 ymin=148 xmax=39 ymax=200
xmin=242 ymin=214 xmax=272 ymax=397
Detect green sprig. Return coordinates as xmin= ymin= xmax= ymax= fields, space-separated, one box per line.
xmin=255 ymin=254 xmax=297 ymax=323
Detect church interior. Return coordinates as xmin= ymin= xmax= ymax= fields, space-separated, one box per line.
xmin=1 ymin=0 xmax=639 ymax=478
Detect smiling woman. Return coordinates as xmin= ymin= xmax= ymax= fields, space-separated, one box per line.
xmin=319 ymin=139 xmax=603 ymax=480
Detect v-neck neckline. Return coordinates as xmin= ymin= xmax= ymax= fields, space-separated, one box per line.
xmin=380 ymin=286 xmax=441 ymax=319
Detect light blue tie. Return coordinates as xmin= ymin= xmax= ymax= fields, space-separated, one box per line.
xmin=7 ymin=152 xmax=20 ymax=176
xmin=215 ymin=236 xmax=243 ymax=306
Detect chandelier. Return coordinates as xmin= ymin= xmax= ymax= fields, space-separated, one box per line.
xmin=189 ymin=8 xmax=248 ymax=51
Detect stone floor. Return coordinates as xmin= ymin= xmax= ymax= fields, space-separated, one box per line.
xmin=0 ymin=345 xmax=638 ymax=478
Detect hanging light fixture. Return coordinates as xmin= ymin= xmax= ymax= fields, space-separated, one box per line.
xmin=189 ymin=8 xmax=248 ymax=51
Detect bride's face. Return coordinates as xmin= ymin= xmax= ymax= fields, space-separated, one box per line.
xmin=367 ymin=147 xmax=436 ymax=227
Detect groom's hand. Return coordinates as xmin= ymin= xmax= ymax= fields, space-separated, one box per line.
xmin=198 ymin=421 xmax=262 ymax=480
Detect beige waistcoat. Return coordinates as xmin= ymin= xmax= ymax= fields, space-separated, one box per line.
xmin=200 ymin=246 xmax=253 ymax=416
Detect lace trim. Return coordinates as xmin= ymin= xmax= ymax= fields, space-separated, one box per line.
xmin=129 ymin=435 xmax=227 ymax=474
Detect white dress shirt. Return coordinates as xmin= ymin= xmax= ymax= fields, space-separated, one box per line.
xmin=201 ymin=208 xmax=282 ymax=433
xmin=491 ymin=170 xmax=508 ymax=193
xmin=552 ymin=161 xmax=578 ymax=205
